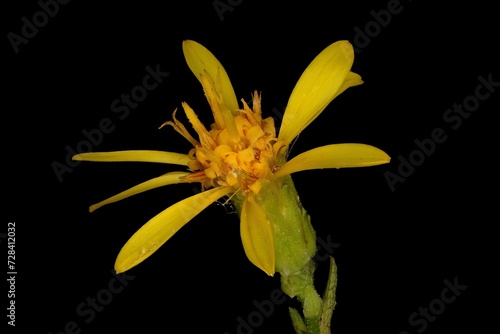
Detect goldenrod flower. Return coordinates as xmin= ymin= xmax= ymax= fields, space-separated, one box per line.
xmin=73 ymin=40 xmax=390 ymax=277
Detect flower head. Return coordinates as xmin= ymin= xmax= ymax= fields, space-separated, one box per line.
xmin=73 ymin=40 xmax=390 ymax=275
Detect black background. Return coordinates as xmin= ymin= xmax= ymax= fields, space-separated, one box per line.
xmin=4 ymin=0 xmax=498 ymax=333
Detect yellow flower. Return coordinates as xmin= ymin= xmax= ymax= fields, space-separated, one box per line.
xmin=73 ymin=40 xmax=390 ymax=276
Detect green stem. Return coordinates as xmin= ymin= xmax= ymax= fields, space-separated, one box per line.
xmin=281 ymin=259 xmax=322 ymax=333
xmin=282 ymin=256 xmax=338 ymax=334
xmin=231 ymin=173 xmax=338 ymax=333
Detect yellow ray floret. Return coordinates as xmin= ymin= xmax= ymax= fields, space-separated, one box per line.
xmin=182 ymin=40 xmax=239 ymax=114
xmin=274 ymin=143 xmax=391 ymax=178
xmin=241 ymin=195 xmax=275 ymax=276
xmin=115 ymin=186 xmax=232 ymax=273
xmin=278 ymin=41 xmax=363 ymax=145
xmin=334 ymin=71 xmax=364 ymax=100
xmin=72 ymin=150 xmax=191 ymax=166
xmin=89 ymin=171 xmax=191 ymax=213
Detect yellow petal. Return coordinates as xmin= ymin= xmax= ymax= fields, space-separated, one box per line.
xmin=72 ymin=150 xmax=190 ymax=166
xmin=240 ymin=196 xmax=275 ymax=276
xmin=115 ymin=186 xmax=232 ymax=273
xmin=278 ymin=41 xmax=357 ymax=145
xmin=182 ymin=40 xmax=239 ymax=114
xmin=274 ymin=144 xmax=391 ymax=178
xmin=89 ymin=171 xmax=190 ymax=213
xmin=334 ymin=71 xmax=364 ymax=99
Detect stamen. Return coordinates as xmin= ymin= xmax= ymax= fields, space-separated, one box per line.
xmin=181 ymin=102 xmax=217 ymax=150
xmin=182 ymin=170 xmax=209 ymax=182
xmin=251 ymin=91 xmax=262 ymax=122
xmin=200 ymin=70 xmax=240 ymax=149
xmin=159 ymin=108 xmax=200 ymax=147
xmin=240 ymin=99 xmax=259 ymax=127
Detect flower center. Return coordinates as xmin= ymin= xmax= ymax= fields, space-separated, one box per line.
xmin=162 ymin=69 xmax=287 ymax=195
xmin=179 ymin=91 xmax=284 ymax=194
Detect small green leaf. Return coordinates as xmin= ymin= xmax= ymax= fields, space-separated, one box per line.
xmin=320 ymin=257 xmax=338 ymax=334
xmin=289 ymin=307 xmax=308 ymax=334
